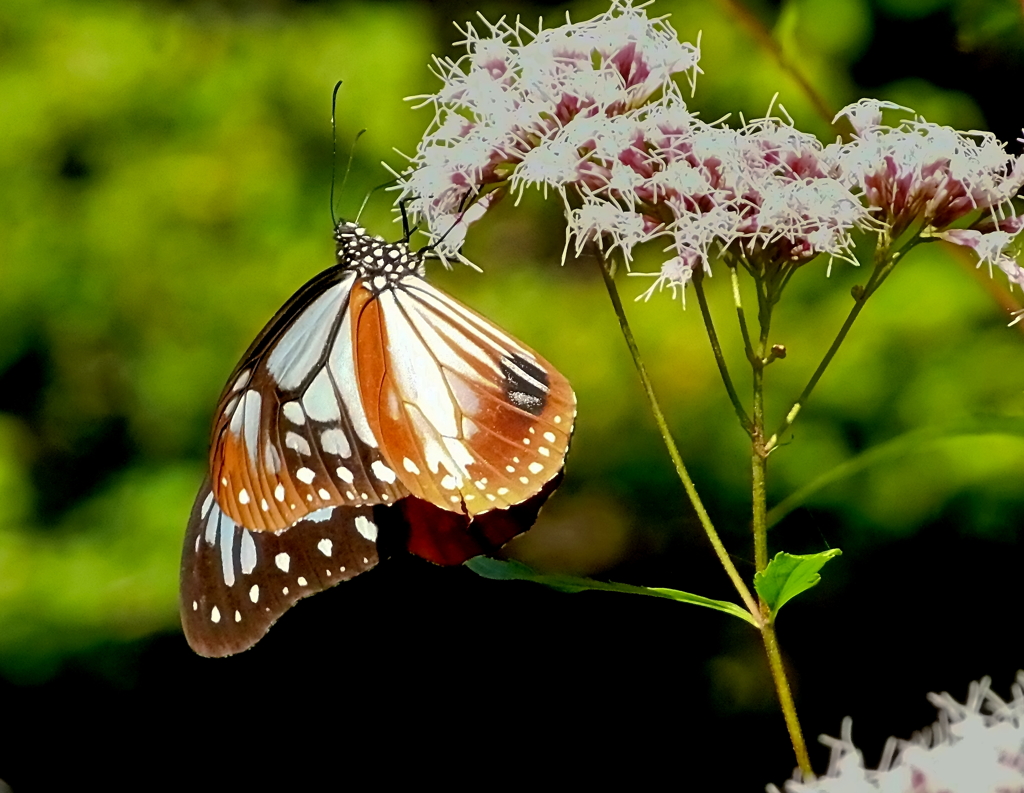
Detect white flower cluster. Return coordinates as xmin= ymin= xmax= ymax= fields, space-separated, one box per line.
xmin=828 ymin=99 xmax=1024 ymax=286
xmin=396 ymin=0 xmax=1024 ymax=301
xmin=768 ymin=673 xmax=1024 ymax=793
xmin=397 ymin=0 xmax=699 ymax=253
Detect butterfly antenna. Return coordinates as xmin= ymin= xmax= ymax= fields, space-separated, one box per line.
xmin=399 ymin=200 xmax=415 ymax=242
xmin=355 ymin=176 xmax=404 ymax=224
xmin=330 ymin=80 xmax=365 ymax=226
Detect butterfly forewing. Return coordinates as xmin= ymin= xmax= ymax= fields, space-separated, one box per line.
xmin=356 ymin=277 xmax=575 ymax=517
xmin=181 ymin=478 xmax=380 ymax=657
xmin=210 ymin=271 xmax=409 ymax=533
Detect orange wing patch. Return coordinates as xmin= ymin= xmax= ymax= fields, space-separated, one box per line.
xmin=358 ymin=279 xmax=575 ymax=517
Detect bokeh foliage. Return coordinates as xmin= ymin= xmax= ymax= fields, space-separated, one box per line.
xmin=0 ymin=0 xmax=1021 ymax=700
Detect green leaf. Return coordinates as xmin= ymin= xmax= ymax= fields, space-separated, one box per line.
xmin=754 ymin=549 xmax=842 ymax=619
xmin=465 ymin=557 xmax=758 ymax=626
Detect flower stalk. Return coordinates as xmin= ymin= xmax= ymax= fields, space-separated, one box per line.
xmin=692 ymin=267 xmax=751 ymax=434
xmin=765 ymin=237 xmax=911 ymax=452
xmin=599 ymin=253 xmax=761 ymax=622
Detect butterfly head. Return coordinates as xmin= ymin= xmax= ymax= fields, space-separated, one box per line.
xmin=333 ymin=220 xmax=426 ymax=291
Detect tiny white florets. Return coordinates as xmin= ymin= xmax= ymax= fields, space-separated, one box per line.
xmin=567 ymin=201 xmax=656 ymax=266
xmin=769 ymin=673 xmax=1024 ymax=793
xmin=634 ymin=249 xmax=703 ymax=304
xmin=394 ymin=1 xmax=1024 ymax=305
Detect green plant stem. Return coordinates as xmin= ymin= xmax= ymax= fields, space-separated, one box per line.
xmin=598 ymin=256 xmax=760 ymax=622
xmin=764 ymin=295 xmax=867 ymax=452
xmin=765 ymin=242 xmax=904 ymax=452
xmin=692 ymin=267 xmax=752 ymax=434
xmin=752 ymin=377 xmax=769 ymax=573
xmin=729 ymin=263 xmax=756 ymax=363
xmin=762 ymin=620 xmax=813 ymax=776
xmin=750 ymin=268 xmax=812 ymax=779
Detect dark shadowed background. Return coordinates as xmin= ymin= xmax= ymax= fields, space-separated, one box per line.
xmin=1 ymin=0 xmax=1022 ymax=788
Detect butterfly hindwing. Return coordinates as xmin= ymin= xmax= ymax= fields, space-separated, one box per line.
xmin=180 ymin=478 xmax=380 ymax=657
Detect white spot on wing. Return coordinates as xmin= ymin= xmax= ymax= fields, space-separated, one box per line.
xmin=336 ymin=466 xmax=354 ymax=484
xmin=318 ymin=538 xmax=333 ymax=556
xmin=355 ymin=515 xmax=377 ymax=542
xmin=267 ymin=278 xmax=353 ymax=391
xmin=234 ymin=610 xmax=241 ymax=622
xmin=303 ymin=368 xmax=342 ymax=422
xmin=238 ymin=488 xmax=250 ymax=505
xmin=296 ymin=467 xmax=315 ymax=484
xmin=200 ymin=492 xmax=214 ymax=519
xmin=286 ymin=431 xmax=312 ymax=456
xmin=544 ymin=431 xmax=557 ymax=443
xmin=371 ymin=460 xmax=396 ymax=483
xmin=378 ymin=291 xmax=459 ymax=436
xmin=320 ymin=428 xmax=351 ymax=457
xmin=297 ymin=576 xmax=308 ymax=587
xmin=242 ymin=390 xmax=262 ymax=464
xmin=274 ymin=483 xmax=285 ymax=502
xmin=283 ymin=401 xmax=306 ymax=425
xmin=275 ymin=552 xmax=290 ymax=572
xmin=403 ymin=457 xmax=420 ymax=475
xmin=249 ymin=584 xmax=259 ymax=603
xmin=264 ymin=443 xmax=280 ymax=473
xmin=528 ymin=462 xmax=544 ymax=474
xmin=240 ymin=530 xmax=257 ymax=574
xmin=205 ymin=510 xmax=219 ymax=544
xmin=329 ymin=308 xmax=378 ymax=447
xmin=220 ymin=519 xmax=236 ymax=587
xmin=211 ymin=606 xmax=221 ymax=623
xmin=306 ymin=507 xmax=334 ymax=523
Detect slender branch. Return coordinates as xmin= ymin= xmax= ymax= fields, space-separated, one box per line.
xmin=728 ymin=263 xmax=756 ymax=362
xmin=765 ymin=292 xmax=867 ymax=452
xmin=598 ymin=255 xmax=761 ymax=621
xmin=762 ymin=621 xmax=813 ymax=776
xmin=693 ymin=267 xmax=752 ymax=434
xmin=752 ymin=382 xmax=769 ymax=573
xmin=765 ymin=243 xmax=906 ymax=452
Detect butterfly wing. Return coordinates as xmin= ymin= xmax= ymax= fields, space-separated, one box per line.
xmin=209 ymin=268 xmax=409 ymax=532
xmin=184 ymin=222 xmax=575 ymax=654
xmin=180 ymin=478 xmax=381 ymax=657
xmin=382 ymin=468 xmax=566 ymax=565
xmin=352 ymin=277 xmax=575 ymax=518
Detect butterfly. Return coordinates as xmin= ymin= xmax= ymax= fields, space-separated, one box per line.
xmin=180 ymin=218 xmax=576 ymax=657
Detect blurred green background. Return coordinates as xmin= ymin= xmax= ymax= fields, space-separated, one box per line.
xmin=1 ymin=0 xmax=1022 ymax=787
